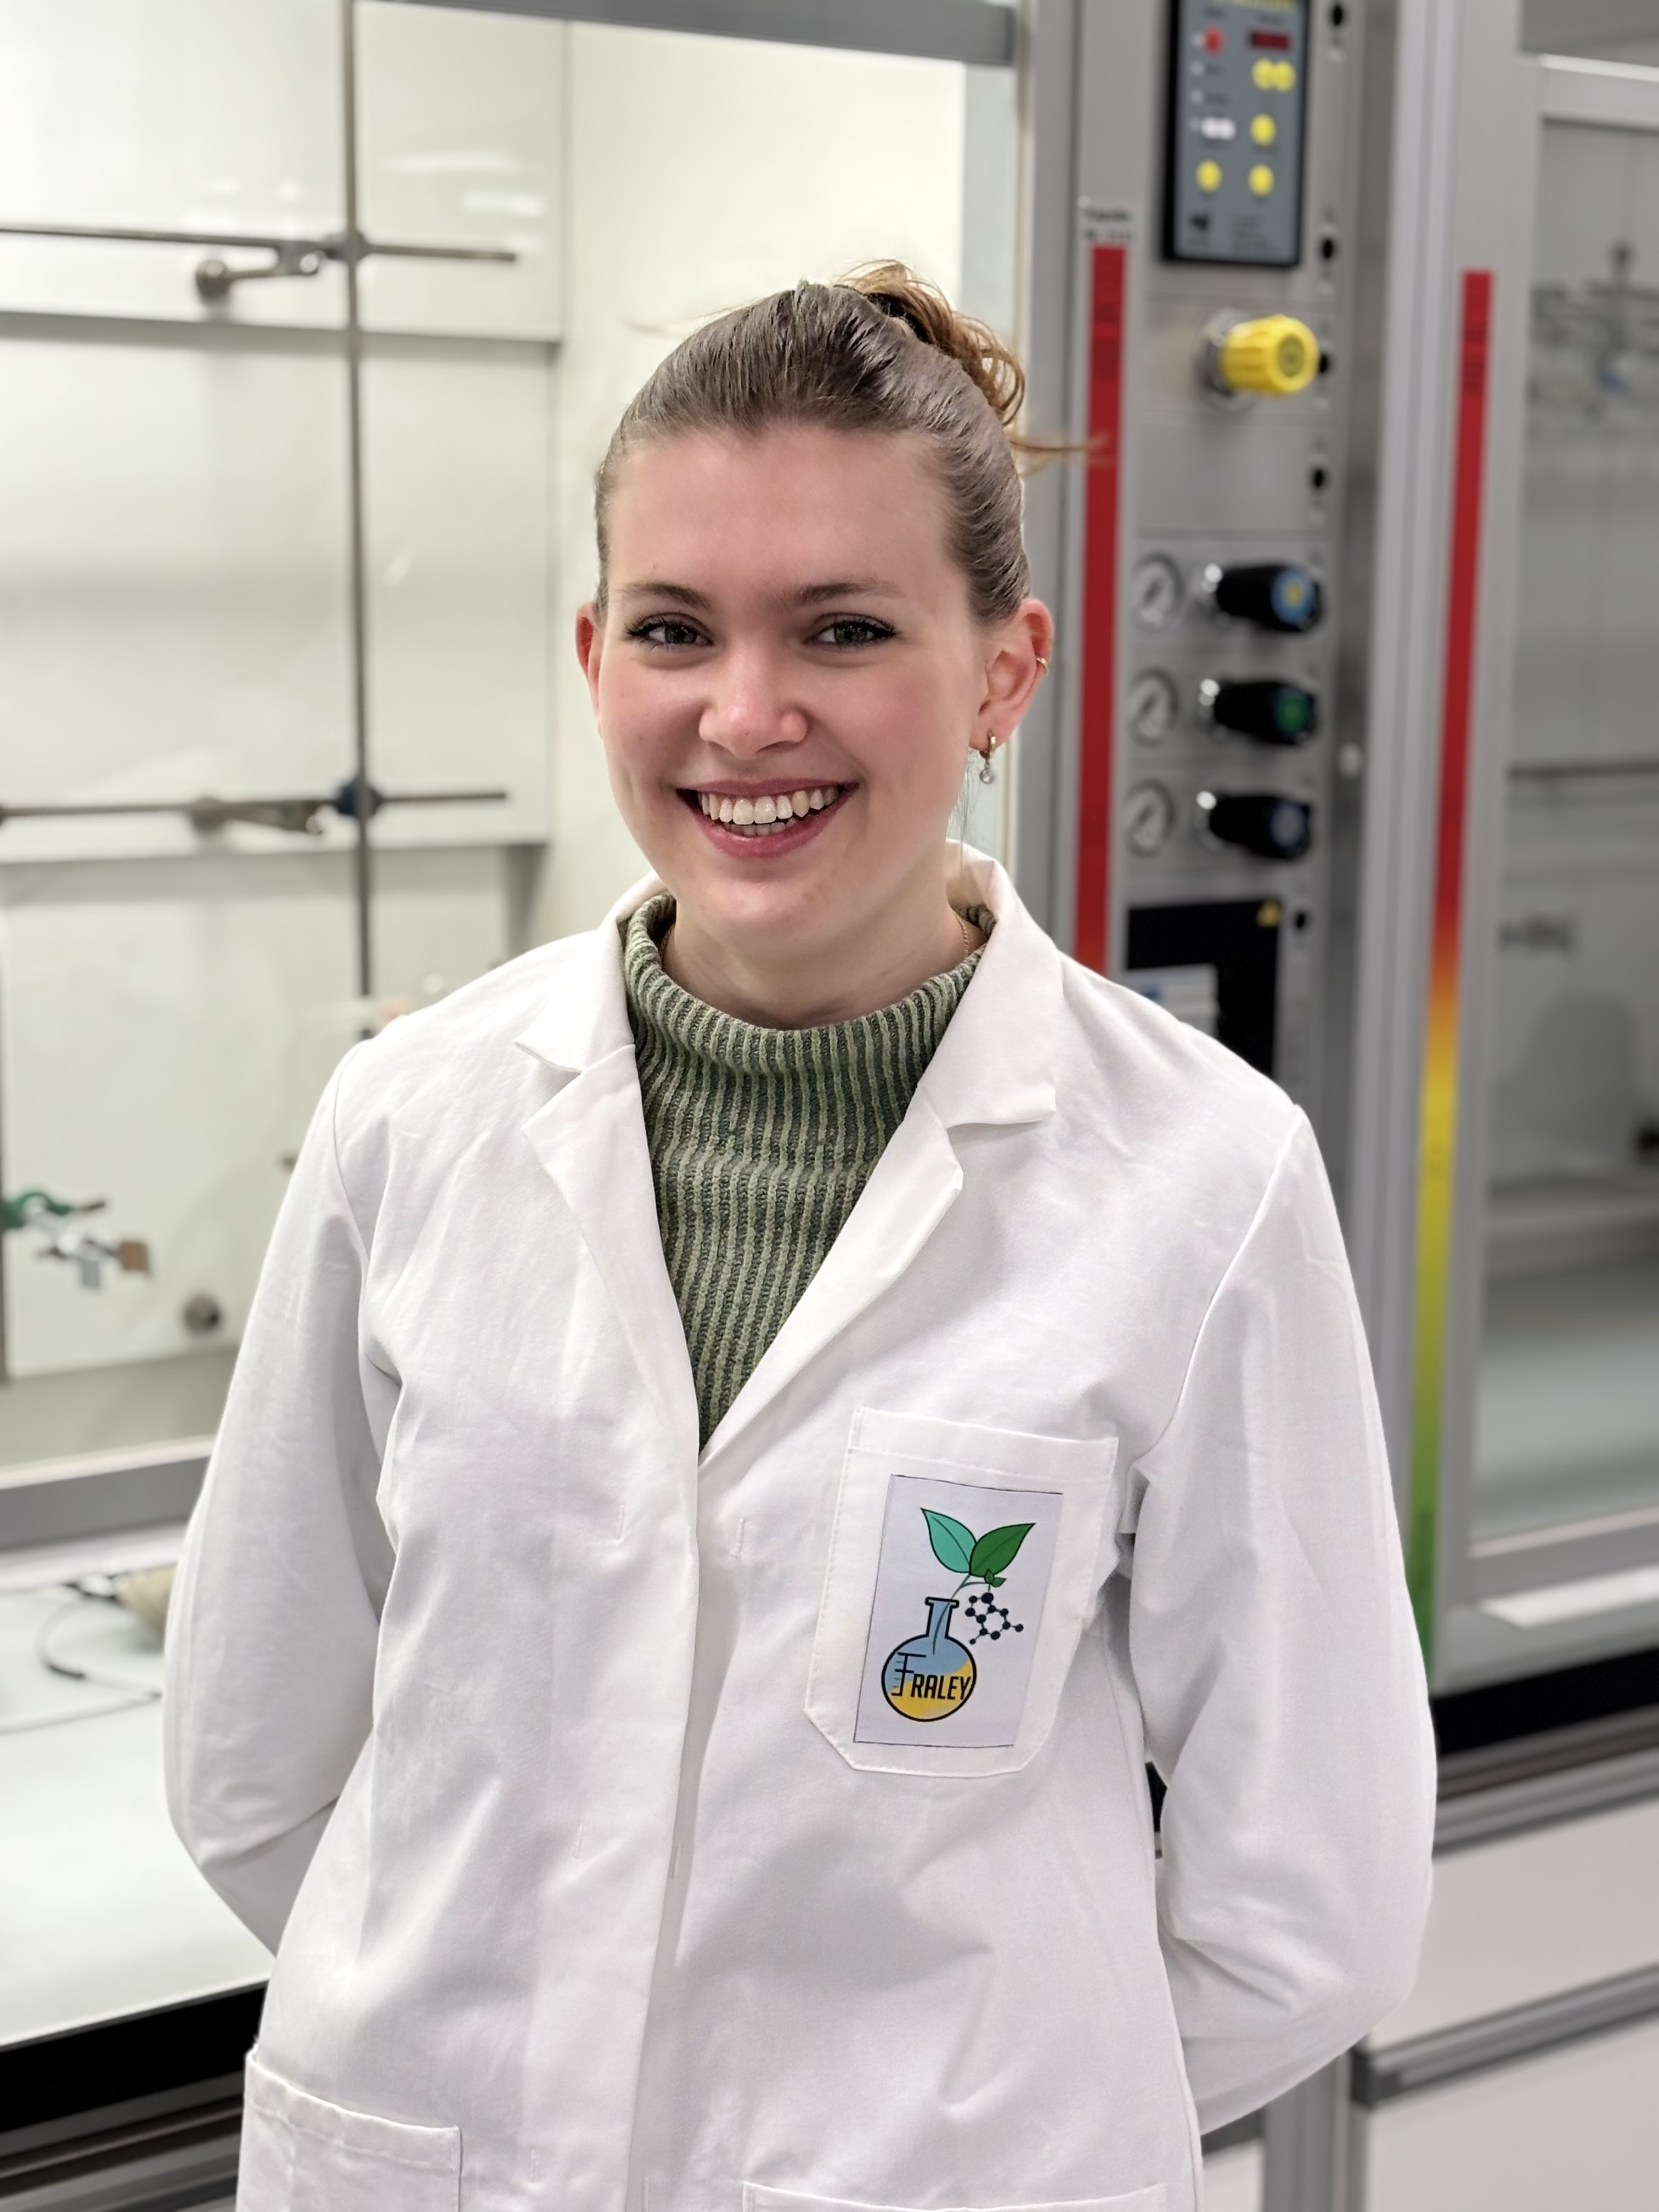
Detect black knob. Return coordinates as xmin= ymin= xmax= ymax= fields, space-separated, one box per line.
xmin=1196 ymin=790 xmax=1314 ymax=860
xmin=1207 ymin=563 xmax=1323 ymax=633
xmin=1199 ymin=678 xmax=1319 ymax=746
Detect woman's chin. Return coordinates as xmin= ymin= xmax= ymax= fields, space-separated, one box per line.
xmin=669 ymin=836 xmax=845 ymax=932
xmin=687 ymin=894 xmax=827 ymax=967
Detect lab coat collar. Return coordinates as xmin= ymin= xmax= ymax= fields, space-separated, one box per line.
xmin=512 ymin=885 xmax=696 ymax=1466
xmin=918 ymin=846 xmax=1062 ymax=1133
xmin=511 ymin=849 xmax=1064 ymax=1470
xmin=512 ymin=845 xmax=1064 ymax=1126
xmin=511 ymin=891 xmax=641 ymax=1076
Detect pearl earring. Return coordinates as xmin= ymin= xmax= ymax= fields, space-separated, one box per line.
xmin=979 ymin=736 xmax=999 ymax=786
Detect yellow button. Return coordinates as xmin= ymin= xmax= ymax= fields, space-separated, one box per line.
xmin=1276 ymin=60 xmax=1297 ymax=91
xmin=1253 ymin=57 xmax=1274 ymax=89
xmin=1214 ymin=312 xmax=1319 ymax=397
xmin=1196 ymin=159 xmax=1223 ymax=193
xmin=1249 ymin=164 xmax=1275 ymax=197
xmin=1251 ymin=112 xmax=1277 ymax=145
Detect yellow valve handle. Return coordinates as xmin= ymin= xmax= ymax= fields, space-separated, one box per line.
xmin=1215 ymin=313 xmax=1319 ymax=397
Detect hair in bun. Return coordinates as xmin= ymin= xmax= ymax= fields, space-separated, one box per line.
xmin=847 ymin=261 xmax=1026 ymax=430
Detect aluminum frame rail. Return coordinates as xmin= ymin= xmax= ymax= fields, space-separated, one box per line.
xmin=389 ymin=0 xmax=1019 ymax=68
xmin=1355 ymin=1961 xmax=1659 ymax=2104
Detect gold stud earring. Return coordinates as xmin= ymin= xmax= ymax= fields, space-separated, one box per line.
xmin=1035 ymin=654 xmax=1051 ymax=674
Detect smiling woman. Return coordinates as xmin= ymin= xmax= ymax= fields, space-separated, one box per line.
xmin=166 ymin=265 xmax=1435 ymax=2212
xmin=574 ymin=268 xmax=1050 ymax=1027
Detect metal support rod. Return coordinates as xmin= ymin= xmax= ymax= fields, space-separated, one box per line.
xmin=0 ymin=219 xmax=515 ymax=266
xmin=1509 ymin=755 xmax=1659 ymax=780
xmin=0 ymin=790 xmax=509 ymax=830
xmin=342 ymin=0 xmax=374 ymax=1001
xmin=0 ymin=962 xmax=8 ymax=1387
xmin=1262 ymin=2057 xmax=1352 ymax=2212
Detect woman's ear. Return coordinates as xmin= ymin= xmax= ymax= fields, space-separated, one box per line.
xmin=575 ymin=603 xmax=603 ymax=718
xmin=977 ymin=597 xmax=1056 ymax=739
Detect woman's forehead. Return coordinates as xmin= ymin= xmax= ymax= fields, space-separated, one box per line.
xmin=605 ymin=426 xmax=950 ymax=580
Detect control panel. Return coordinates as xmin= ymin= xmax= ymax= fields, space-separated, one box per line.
xmin=1165 ymin=0 xmax=1311 ymax=267
xmin=1049 ymin=0 xmax=1369 ymax=1125
xmin=1119 ymin=531 xmax=1329 ymax=1090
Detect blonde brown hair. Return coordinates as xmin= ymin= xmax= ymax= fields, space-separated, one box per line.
xmin=592 ymin=263 xmax=1029 ymax=625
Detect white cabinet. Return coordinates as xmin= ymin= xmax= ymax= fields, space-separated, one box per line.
xmin=0 ymin=2 xmax=560 ymax=1401
xmin=1357 ymin=1788 xmax=1659 ymax=2212
xmin=0 ymin=0 xmax=345 ymax=327
xmin=0 ymin=0 xmax=561 ymax=338
xmin=1362 ymin=2018 xmax=1659 ymax=2212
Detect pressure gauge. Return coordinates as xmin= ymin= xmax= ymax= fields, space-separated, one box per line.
xmin=1131 ymin=554 xmax=1186 ymax=631
xmin=1124 ymin=780 xmax=1178 ymax=856
xmin=1128 ymin=668 xmax=1180 ymax=746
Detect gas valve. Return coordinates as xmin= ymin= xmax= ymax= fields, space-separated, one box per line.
xmin=1195 ymin=789 xmax=1314 ymax=861
xmin=1202 ymin=561 xmax=1324 ymax=634
xmin=1198 ymin=678 xmax=1319 ymax=746
xmin=1203 ymin=312 xmax=1320 ymax=398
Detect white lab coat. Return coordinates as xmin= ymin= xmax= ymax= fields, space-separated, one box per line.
xmin=166 ymin=851 xmax=1434 ymax=2212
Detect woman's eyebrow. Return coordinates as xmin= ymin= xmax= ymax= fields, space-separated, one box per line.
xmin=791 ymin=578 xmax=903 ymax=605
xmin=618 ymin=579 xmax=712 ymax=609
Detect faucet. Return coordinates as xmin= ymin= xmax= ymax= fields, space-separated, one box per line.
xmin=3 ymin=1190 xmax=150 ymax=1289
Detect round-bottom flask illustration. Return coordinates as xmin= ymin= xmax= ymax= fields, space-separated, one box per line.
xmin=882 ymin=1595 xmax=977 ymax=1722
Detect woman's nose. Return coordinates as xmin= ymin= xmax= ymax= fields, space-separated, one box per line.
xmin=698 ymin=650 xmax=809 ymax=758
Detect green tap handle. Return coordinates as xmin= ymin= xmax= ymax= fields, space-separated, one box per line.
xmin=3 ymin=1189 xmax=79 ymax=1233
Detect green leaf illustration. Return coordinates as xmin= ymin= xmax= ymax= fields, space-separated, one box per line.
xmin=922 ymin=1510 xmax=976 ymax=1576
xmin=969 ymin=1522 xmax=1034 ymax=1582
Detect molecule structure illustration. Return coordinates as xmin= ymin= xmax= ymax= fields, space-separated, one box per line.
xmin=962 ymin=1590 xmax=1025 ymax=1645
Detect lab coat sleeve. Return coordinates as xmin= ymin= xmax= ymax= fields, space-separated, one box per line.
xmin=165 ymin=1053 xmax=393 ymax=1953
xmin=1127 ymin=1113 xmax=1435 ymax=2131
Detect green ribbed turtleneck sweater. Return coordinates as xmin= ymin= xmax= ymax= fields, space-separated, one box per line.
xmin=622 ymin=892 xmax=989 ymax=1444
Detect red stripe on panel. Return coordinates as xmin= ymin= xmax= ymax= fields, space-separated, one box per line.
xmin=1074 ymin=240 xmax=1127 ymax=974
xmin=1407 ymin=267 xmax=1494 ymax=1654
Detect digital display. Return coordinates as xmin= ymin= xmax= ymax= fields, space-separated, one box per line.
xmin=1165 ymin=0 xmax=1311 ymax=267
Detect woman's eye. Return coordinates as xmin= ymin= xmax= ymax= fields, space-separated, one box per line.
xmin=814 ymin=616 xmax=894 ymax=650
xmin=629 ymin=617 xmax=708 ymax=648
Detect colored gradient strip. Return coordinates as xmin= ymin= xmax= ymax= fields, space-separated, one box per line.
xmin=1408 ymin=269 xmax=1494 ymax=1657
xmin=1074 ymin=241 xmax=1126 ymax=973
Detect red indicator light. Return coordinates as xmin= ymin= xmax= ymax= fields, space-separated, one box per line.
xmin=1250 ymin=29 xmax=1293 ymax=48
xmin=1204 ymin=25 xmax=1226 ymax=50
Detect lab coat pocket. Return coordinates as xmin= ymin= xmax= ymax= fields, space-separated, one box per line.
xmin=806 ymin=1409 xmax=1120 ymax=1777
xmin=239 ymin=2052 xmax=460 ymax=2212
xmin=744 ymin=2185 xmax=1164 ymax=2211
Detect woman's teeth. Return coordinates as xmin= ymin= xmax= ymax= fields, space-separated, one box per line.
xmin=696 ymin=785 xmax=844 ymax=836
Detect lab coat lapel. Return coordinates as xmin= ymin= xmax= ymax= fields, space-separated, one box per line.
xmin=702 ymin=858 xmax=1063 ymax=1464
xmin=516 ymin=890 xmax=699 ymax=1469
xmin=700 ymin=1100 xmax=966 ymax=1464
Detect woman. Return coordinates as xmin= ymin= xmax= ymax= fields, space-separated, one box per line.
xmin=167 ymin=268 xmax=1434 ymax=2212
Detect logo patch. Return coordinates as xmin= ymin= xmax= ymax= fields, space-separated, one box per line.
xmin=854 ymin=1472 xmax=1062 ymax=1749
